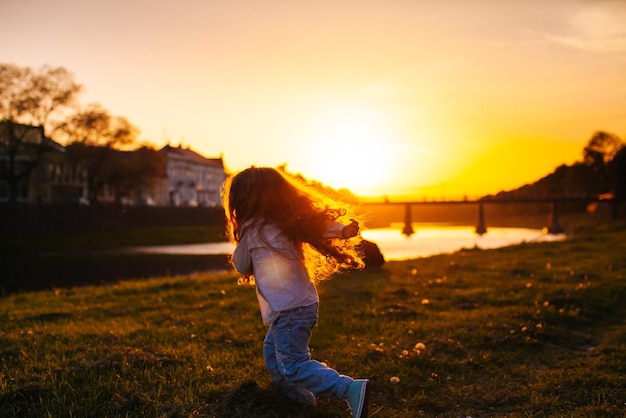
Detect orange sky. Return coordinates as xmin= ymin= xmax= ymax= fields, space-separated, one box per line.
xmin=2 ymin=0 xmax=625 ymax=199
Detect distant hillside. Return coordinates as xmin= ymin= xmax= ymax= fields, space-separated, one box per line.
xmin=485 ymin=162 xmax=604 ymax=200
xmin=484 ymin=131 xmax=625 ymax=202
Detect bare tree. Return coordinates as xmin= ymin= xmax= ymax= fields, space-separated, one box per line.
xmin=104 ymin=147 xmax=165 ymax=204
xmin=55 ymin=103 xmax=137 ymax=148
xmin=0 ymin=63 xmax=82 ymax=132
xmin=57 ymin=104 xmax=140 ymax=203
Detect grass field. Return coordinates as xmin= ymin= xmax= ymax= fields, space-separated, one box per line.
xmin=1 ymin=220 xmax=625 ymax=417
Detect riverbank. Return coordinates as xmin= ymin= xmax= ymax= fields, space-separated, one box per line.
xmin=1 ymin=219 xmax=625 ymax=416
xmin=2 ymin=224 xmax=562 ymax=294
xmin=1 ymin=253 xmax=231 ymax=293
xmin=0 ymin=225 xmax=229 ymax=294
xmin=0 ymin=220 xmax=562 ymax=294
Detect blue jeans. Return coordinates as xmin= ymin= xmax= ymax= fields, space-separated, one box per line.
xmin=263 ymin=302 xmax=353 ymax=398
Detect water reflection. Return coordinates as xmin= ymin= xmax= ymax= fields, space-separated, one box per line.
xmin=123 ymin=224 xmax=565 ymax=261
xmin=361 ymin=224 xmax=565 ymax=260
xmin=126 ymin=241 xmax=236 ymax=255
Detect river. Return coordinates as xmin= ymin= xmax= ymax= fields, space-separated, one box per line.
xmin=123 ymin=224 xmax=566 ymax=261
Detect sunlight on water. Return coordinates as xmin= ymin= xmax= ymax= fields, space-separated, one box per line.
xmin=124 ymin=224 xmax=565 ymax=261
xmin=361 ymin=224 xmax=566 ymax=261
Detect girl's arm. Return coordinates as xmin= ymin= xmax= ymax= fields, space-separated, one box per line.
xmin=341 ymin=219 xmax=359 ymax=239
xmin=232 ymin=237 xmax=254 ymax=277
xmin=323 ymin=219 xmax=359 ymax=239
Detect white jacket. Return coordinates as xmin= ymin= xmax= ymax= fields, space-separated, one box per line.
xmin=231 ymin=220 xmax=346 ymax=325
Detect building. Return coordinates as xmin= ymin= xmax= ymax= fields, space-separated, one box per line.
xmin=156 ymin=144 xmax=226 ymax=207
xmin=0 ymin=121 xmax=88 ymax=204
xmin=1 ymin=122 xmax=228 ymax=206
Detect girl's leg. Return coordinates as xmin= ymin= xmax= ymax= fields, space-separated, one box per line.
xmin=273 ymin=303 xmax=352 ymax=398
xmin=264 ymin=323 xmax=316 ymax=404
xmin=263 ymin=324 xmax=282 ymax=384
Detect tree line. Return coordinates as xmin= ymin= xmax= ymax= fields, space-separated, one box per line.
xmin=0 ymin=63 xmax=164 ymax=204
xmin=487 ymin=131 xmax=626 ymax=212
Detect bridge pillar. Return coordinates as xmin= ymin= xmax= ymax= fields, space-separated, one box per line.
xmin=546 ymin=201 xmax=564 ymax=234
xmin=402 ymin=203 xmax=414 ymax=236
xmin=475 ymin=202 xmax=487 ymax=235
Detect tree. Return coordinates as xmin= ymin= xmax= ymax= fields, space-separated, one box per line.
xmin=581 ymin=131 xmax=625 ymax=196
xmin=104 ymin=147 xmax=165 ymax=204
xmin=55 ymin=103 xmax=137 ymax=148
xmin=0 ymin=63 xmax=82 ymax=202
xmin=583 ymin=131 xmax=624 ymax=167
xmin=0 ymin=64 xmax=82 ymax=128
xmin=610 ymin=146 xmax=626 ymax=217
xmin=58 ymin=104 xmax=140 ymax=203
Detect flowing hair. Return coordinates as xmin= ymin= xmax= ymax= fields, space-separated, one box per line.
xmin=221 ymin=166 xmax=364 ymax=283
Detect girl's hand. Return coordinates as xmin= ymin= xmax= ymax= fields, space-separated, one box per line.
xmin=342 ymin=219 xmax=359 ymax=239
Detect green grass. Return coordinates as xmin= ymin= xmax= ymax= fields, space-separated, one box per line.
xmin=1 ymin=220 xmax=626 ymax=417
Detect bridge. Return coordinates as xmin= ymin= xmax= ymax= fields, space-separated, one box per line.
xmin=359 ymin=197 xmax=603 ymax=236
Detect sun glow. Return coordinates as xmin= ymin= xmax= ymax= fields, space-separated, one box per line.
xmin=300 ymin=103 xmax=398 ymax=196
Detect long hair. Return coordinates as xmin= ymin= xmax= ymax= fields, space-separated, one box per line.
xmin=221 ymin=166 xmax=364 ymax=282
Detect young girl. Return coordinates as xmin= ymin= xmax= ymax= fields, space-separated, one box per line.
xmin=222 ymin=166 xmax=370 ymax=418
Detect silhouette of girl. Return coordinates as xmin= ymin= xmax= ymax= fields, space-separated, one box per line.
xmin=222 ymin=166 xmax=370 ymax=417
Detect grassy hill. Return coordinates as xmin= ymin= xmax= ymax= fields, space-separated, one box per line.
xmin=1 ymin=220 xmax=625 ymax=417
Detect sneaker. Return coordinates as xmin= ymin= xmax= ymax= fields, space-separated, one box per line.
xmin=345 ymin=379 xmax=370 ymax=418
xmin=281 ymin=386 xmax=317 ymax=406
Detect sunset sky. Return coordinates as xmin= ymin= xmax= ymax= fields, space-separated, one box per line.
xmin=2 ymin=0 xmax=625 ymax=199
